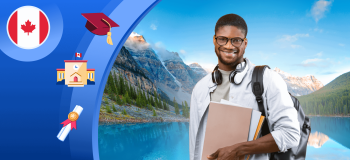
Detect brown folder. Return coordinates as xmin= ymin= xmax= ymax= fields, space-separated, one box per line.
xmin=201 ymin=101 xmax=252 ymax=160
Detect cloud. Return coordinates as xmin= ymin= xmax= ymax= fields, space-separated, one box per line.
xmin=124 ymin=32 xmax=150 ymax=51
xmin=151 ymin=42 xmax=182 ymax=62
xmin=179 ymin=49 xmax=186 ymax=55
xmin=339 ymin=43 xmax=345 ymax=47
xmin=302 ymin=58 xmax=323 ymax=64
xmin=316 ymin=52 xmax=323 ymax=57
xmin=150 ymin=24 xmax=157 ymax=30
xmin=198 ymin=63 xmax=216 ymax=73
xmin=318 ymin=71 xmax=337 ymax=75
xmin=278 ymin=34 xmax=309 ymax=42
xmin=314 ymin=28 xmax=324 ymax=33
xmin=277 ymin=33 xmax=309 ymax=49
xmin=310 ymin=0 xmax=333 ymax=23
xmin=299 ymin=58 xmax=332 ymax=67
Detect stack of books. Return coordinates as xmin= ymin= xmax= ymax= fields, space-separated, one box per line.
xmin=201 ymin=100 xmax=265 ymax=160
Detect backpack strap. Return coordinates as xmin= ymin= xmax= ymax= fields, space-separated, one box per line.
xmin=251 ymin=65 xmax=271 ymax=137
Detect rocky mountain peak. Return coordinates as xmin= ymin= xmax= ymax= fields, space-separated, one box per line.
xmin=128 ymin=32 xmax=146 ymax=43
xmin=273 ymin=67 xmax=323 ymax=96
xmin=189 ymin=63 xmax=201 ymax=68
xmin=189 ymin=63 xmax=208 ymax=77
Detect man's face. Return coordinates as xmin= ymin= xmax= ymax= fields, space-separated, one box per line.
xmin=213 ymin=25 xmax=247 ymax=68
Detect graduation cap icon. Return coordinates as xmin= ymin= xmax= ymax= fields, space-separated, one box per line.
xmin=82 ymin=13 xmax=119 ymax=45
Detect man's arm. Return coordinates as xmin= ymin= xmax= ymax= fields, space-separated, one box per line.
xmin=208 ymin=70 xmax=300 ymax=159
xmin=207 ymin=133 xmax=279 ymax=160
xmin=189 ymin=89 xmax=199 ymax=160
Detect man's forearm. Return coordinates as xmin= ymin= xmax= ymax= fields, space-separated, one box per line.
xmin=236 ymin=133 xmax=280 ymax=157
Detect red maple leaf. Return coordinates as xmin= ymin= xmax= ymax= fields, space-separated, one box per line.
xmin=21 ymin=20 xmax=36 ymax=36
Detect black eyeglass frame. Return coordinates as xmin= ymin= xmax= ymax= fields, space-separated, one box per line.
xmin=214 ymin=36 xmax=247 ymax=47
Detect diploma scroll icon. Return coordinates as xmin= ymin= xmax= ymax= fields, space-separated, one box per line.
xmin=57 ymin=105 xmax=83 ymax=141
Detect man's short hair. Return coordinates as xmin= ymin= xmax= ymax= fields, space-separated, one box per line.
xmin=215 ymin=14 xmax=248 ymax=37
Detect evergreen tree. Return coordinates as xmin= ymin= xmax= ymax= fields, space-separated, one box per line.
xmin=174 ymin=97 xmax=179 ymax=115
xmin=113 ymin=73 xmax=119 ymax=95
xmin=147 ymin=103 xmax=153 ymax=111
xmin=108 ymin=87 xmax=116 ymax=102
xmin=106 ymin=105 xmax=112 ymax=113
xmin=120 ymin=95 xmax=125 ymax=106
xmin=116 ymin=94 xmax=122 ymax=105
xmin=122 ymin=108 xmax=127 ymax=115
xmin=136 ymin=94 xmax=141 ymax=107
xmin=153 ymin=108 xmax=157 ymax=117
xmin=118 ymin=74 xmax=125 ymax=95
xmin=112 ymin=105 xmax=117 ymax=112
xmin=182 ymin=101 xmax=185 ymax=117
xmin=126 ymin=92 xmax=131 ymax=104
xmin=184 ymin=101 xmax=189 ymax=118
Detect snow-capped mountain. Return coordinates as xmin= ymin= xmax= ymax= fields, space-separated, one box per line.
xmin=274 ymin=67 xmax=324 ymax=96
xmin=189 ymin=63 xmax=209 ymax=77
xmin=119 ymin=32 xmax=205 ymax=104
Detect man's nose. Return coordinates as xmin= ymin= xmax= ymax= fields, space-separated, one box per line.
xmin=223 ymin=40 xmax=235 ymax=49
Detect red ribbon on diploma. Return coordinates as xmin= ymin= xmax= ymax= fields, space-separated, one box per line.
xmin=60 ymin=111 xmax=79 ymax=130
xmin=61 ymin=119 xmax=77 ymax=130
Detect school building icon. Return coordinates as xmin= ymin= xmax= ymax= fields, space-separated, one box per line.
xmin=56 ymin=60 xmax=95 ymax=87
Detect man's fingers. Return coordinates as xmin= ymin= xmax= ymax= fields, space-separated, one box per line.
xmin=207 ymin=150 xmax=219 ymax=159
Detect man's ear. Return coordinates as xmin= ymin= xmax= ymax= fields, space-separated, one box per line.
xmin=244 ymin=38 xmax=248 ymax=48
xmin=213 ymin=35 xmax=216 ymax=45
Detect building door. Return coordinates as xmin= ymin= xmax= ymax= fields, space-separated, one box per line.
xmin=74 ymin=76 xmax=78 ymax=82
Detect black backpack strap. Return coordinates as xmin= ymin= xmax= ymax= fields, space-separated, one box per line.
xmin=251 ymin=65 xmax=270 ymax=137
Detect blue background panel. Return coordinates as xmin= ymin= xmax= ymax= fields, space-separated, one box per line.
xmin=0 ymin=0 xmax=161 ymax=159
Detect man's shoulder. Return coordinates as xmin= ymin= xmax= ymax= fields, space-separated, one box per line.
xmin=261 ymin=67 xmax=288 ymax=91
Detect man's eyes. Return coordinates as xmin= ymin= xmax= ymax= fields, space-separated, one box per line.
xmin=232 ymin=39 xmax=242 ymax=42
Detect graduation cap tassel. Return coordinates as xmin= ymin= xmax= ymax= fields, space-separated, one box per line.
xmin=102 ymin=18 xmax=113 ymax=45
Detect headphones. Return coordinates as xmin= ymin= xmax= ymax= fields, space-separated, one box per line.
xmin=211 ymin=58 xmax=248 ymax=85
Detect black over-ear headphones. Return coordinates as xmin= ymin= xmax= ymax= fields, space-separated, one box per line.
xmin=211 ymin=58 xmax=248 ymax=85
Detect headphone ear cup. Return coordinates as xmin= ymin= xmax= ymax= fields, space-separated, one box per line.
xmin=229 ymin=71 xmax=236 ymax=84
xmin=216 ymin=70 xmax=222 ymax=85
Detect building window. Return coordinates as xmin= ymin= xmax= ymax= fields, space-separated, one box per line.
xmin=59 ymin=73 xmax=61 ymax=79
xmin=88 ymin=73 xmax=90 ymax=79
xmin=92 ymin=73 xmax=94 ymax=79
xmin=63 ymin=73 xmax=64 ymax=79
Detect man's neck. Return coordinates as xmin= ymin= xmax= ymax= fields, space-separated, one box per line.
xmin=218 ymin=59 xmax=244 ymax=71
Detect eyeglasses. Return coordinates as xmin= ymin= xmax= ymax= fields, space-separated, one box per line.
xmin=215 ymin=36 xmax=246 ymax=47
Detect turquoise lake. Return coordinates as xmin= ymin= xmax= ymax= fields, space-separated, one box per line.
xmin=98 ymin=117 xmax=350 ymax=160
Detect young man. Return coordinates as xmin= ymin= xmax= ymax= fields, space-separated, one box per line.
xmin=189 ymin=14 xmax=300 ymax=160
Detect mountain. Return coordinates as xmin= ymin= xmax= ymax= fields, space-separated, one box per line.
xmin=298 ymin=71 xmax=350 ymax=116
xmin=189 ymin=63 xmax=209 ymax=77
xmin=118 ymin=32 xmax=205 ymax=104
xmin=274 ymin=67 xmax=323 ymax=96
xmin=162 ymin=51 xmax=205 ymax=94
xmin=307 ymin=131 xmax=329 ymax=148
xmin=112 ymin=46 xmax=156 ymax=93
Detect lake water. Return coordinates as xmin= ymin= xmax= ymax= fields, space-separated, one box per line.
xmin=98 ymin=117 xmax=350 ymax=160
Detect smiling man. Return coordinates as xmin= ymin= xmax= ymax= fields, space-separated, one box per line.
xmin=189 ymin=14 xmax=300 ymax=160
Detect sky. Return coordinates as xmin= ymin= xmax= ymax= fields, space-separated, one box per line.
xmin=132 ymin=0 xmax=350 ymax=85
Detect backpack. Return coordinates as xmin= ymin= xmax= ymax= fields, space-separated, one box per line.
xmin=251 ymin=65 xmax=311 ymax=160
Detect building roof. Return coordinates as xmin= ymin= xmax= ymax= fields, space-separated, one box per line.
xmin=64 ymin=60 xmax=88 ymax=62
xmin=56 ymin=69 xmax=95 ymax=71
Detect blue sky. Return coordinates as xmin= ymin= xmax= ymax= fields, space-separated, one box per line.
xmin=133 ymin=0 xmax=350 ymax=85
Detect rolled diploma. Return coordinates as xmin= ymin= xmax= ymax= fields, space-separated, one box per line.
xmin=57 ymin=105 xmax=83 ymax=141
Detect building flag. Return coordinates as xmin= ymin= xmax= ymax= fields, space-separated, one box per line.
xmin=75 ymin=52 xmax=82 ymax=58
xmin=7 ymin=6 xmax=50 ymax=49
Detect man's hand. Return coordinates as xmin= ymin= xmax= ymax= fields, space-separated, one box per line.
xmin=206 ymin=133 xmax=279 ymax=160
xmin=207 ymin=144 xmax=245 ymax=160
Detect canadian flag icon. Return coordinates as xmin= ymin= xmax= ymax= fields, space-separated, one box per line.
xmin=7 ymin=6 xmax=50 ymax=49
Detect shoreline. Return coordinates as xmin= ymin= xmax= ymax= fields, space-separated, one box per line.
xmin=307 ymin=115 xmax=350 ymax=117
